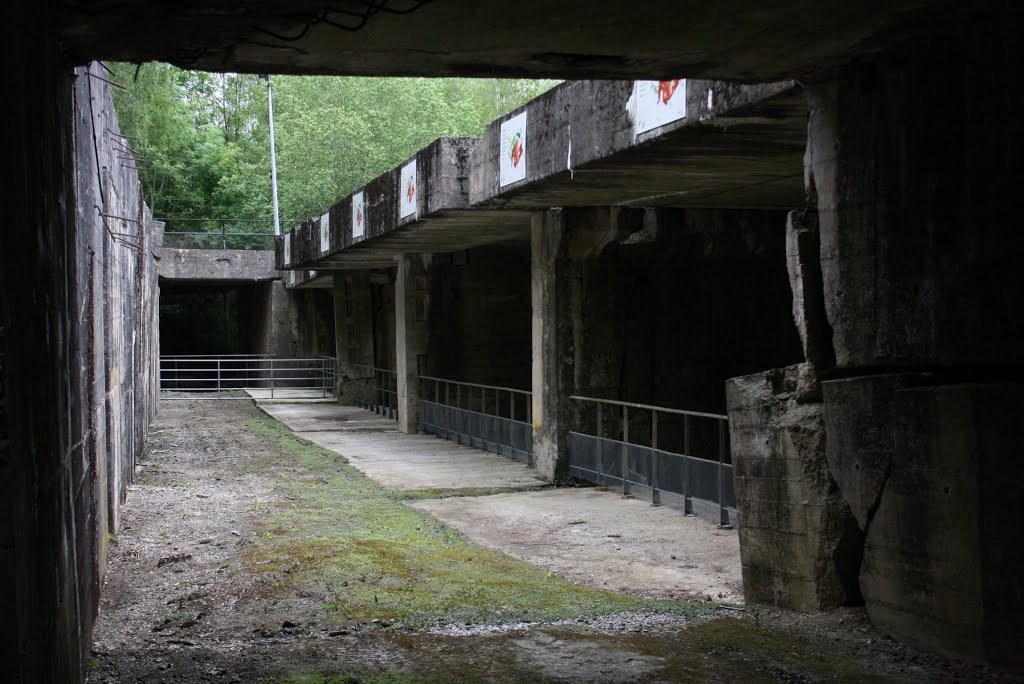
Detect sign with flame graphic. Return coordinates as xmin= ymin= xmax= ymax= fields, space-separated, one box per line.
xmin=399 ymin=160 xmax=417 ymax=218
xmin=634 ymin=79 xmax=687 ymax=135
xmin=351 ymin=191 xmax=365 ymax=240
xmin=499 ymin=111 xmax=527 ymax=187
xmin=320 ymin=210 xmax=330 ymax=253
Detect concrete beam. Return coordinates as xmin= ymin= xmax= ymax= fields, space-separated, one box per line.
xmin=470 ymin=79 xmax=805 ymax=210
xmin=58 ymin=1 xmax=983 ymax=83
xmin=156 ymin=248 xmax=278 ymax=282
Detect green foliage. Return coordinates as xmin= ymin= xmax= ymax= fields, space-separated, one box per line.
xmin=110 ymin=64 xmax=557 ymax=235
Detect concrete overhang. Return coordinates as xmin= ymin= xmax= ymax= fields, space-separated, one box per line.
xmin=470 ymin=79 xmax=805 ymax=210
xmin=286 ymin=269 xmax=334 ymax=289
xmin=59 ymin=1 xmax=980 ymax=83
xmin=278 ymin=78 xmax=805 ymax=270
xmin=156 ymin=247 xmax=279 ymax=282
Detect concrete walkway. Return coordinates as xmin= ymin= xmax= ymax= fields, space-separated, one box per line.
xmin=253 ymin=399 xmax=545 ymax=491
xmin=412 ymin=488 xmax=743 ymax=603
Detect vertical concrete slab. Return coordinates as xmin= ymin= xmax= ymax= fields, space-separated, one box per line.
xmin=530 ymin=209 xmax=573 ymax=482
xmin=727 ymin=365 xmax=862 ymax=612
xmin=396 ymin=255 xmax=431 ymax=433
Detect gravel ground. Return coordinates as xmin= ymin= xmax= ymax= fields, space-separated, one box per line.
xmin=87 ymin=399 xmax=1019 ymax=683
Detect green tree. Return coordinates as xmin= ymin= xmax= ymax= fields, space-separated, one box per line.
xmin=111 ymin=63 xmax=558 ymax=236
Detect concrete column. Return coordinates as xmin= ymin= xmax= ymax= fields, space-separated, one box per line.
xmin=333 ymin=272 xmax=376 ymax=403
xmin=395 ymin=254 xmax=431 ymax=433
xmin=530 ymin=209 xmax=574 ymax=482
xmin=265 ymin=281 xmax=296 ymax=356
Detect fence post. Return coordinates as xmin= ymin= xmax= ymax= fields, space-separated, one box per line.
xmin=651 ymin=411 xmax=661 ymax=506
xmin=270 ymin=357 xmax=275 ymax=399
xmin=596 ymin=401 xmax=603 ymax=482
xmin=216 ymin=357 xmax=222 ymax=393
xmin=683 ymin=414 xmax=694 ymax=515
xmin=718 ymin=420 xmax=732 ymax=528
xmin=622 ymin=405 xmax=630 ymax=496
xmin=221 ymin=223 xmax=227 ymax=249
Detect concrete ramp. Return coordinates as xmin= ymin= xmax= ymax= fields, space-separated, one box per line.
xmin=258 ymin=402 xmax=545 ymax=491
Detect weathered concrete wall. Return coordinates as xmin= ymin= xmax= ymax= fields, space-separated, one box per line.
xmin=293 ymin=288 xmax=336 ymax=358
xmin=1 ymin=21 xmax=159 ymax=680
xmin=427 ymin=244 xmax=532 ymax=390
xmin=156 ymin=247 xmax=278 ymax=281
xmin=776 ymin=4 xmax=1024 ymax=665
xmin=577 ymin=208 xmax=802 ymax=414
xmin=332 ymin=268 xmax=397 ymax=404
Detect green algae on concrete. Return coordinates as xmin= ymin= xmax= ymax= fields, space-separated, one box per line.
xmin=239 ymin=414 xmax=696 ymax=627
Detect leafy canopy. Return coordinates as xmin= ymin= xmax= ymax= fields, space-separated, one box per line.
xmin=110 ymin=64 xmax=557 ymax=235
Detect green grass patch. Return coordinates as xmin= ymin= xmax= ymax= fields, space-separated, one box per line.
xmin=239 ymin=414 xmax=700 ymax=628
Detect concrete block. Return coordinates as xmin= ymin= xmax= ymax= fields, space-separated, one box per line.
xmin=727 ymin=364 xmax=862 ymax=611
xmin=823 ymin=376 xmax=1024 ymax=665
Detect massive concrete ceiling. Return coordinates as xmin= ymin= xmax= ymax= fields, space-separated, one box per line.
xmin=58 ymin=0 xmax=982 ymax=81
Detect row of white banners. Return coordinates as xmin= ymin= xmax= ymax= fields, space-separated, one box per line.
xmin=307 ymin=79 xmax=688 ymax=257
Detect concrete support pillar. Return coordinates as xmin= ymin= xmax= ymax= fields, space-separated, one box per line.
xmin=530 ymin=209 xmax=574 ymax=482
xmin=333 ymin=272 xmax=376 ymax=403
xmin=395 ymin=254 xmax=431 ymax=433
xmin=795 ymin=6 xmax=1024 ymax=665
xmin=265 ymin=281 xmax=296 ymax=357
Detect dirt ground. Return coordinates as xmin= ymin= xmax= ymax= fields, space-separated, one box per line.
xmin=87 ymin=399 xmax=1017 ymax=683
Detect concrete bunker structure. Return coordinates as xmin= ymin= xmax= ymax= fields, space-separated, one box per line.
xmin=6 ymin=2 xmax=1024 ymax=680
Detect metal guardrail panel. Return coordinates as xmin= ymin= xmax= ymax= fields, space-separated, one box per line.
xmin=420 ymin=400 xmax=533 ymax=465
xmin=159 ymin=355 xmax=336 ymax=399
xmin=569 ymin=394 xmax=734 ymax=525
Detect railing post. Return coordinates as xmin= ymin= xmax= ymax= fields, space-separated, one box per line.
xmin=718 ymin=420 xmax=732 ymax=528
xmin=596 ymin=401 xmax=603 ymax=481
xmin=216 ymin=357 xmax=222 ymax=393
xmin=683 ymin=414 xmax=694 ymax=515
xmin=221 ymin=223 xmax=227 ymax=249
xmin=651 ymin=411 xmax=661 ymax=507
xmin=270 ymin=357 xmax=275 ymax=399
xmin=622 ymin=405 xmax=630 ymax=496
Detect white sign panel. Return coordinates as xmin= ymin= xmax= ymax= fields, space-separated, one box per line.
xmin=634 ymin=79 xmax=686 ymax=135
xmin=499 ymin=111 xmax=527 ymax=187
xmin=352 ymin=191 xmax=365 ymax=240
xmin=399 ymin=160 xmax=417 ymax=218
xmin=283 ymin=233 xmax=291 ymax=265
xmin=320 ymin=210 xmax=331 ymax=253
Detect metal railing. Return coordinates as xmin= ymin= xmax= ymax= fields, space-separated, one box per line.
xmin=346 ymin=364 xmax=398 ymax=419
xmin=161 ymin=230 xmax=276 ymax=250
xmin=419 ymin=375 xmax=533 ymax=464
xmin=569 ymin=395 xmax=734 ymax=526
xmin=159 ymin=355 xmax=336 ymax=399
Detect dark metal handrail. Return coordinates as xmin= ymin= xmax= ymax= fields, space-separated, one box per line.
xmin=569 ymin=395 xmax=733 ymax=527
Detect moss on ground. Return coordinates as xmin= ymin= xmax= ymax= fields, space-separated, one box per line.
xmin=239 ymin=414 xmax=698 ymax=628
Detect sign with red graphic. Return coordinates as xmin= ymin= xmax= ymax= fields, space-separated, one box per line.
xmin=634 ymin=79 xmax=687 ymax=135
xmin=320 ymin=210 xmax=331 ymax=253
xmin=499 ymin=111 xmax=527 ymax=187
xmin=399 ymin=160 xmax=417 ymax=218
xmin=352 ymin=191 xmax=365 ymax=239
